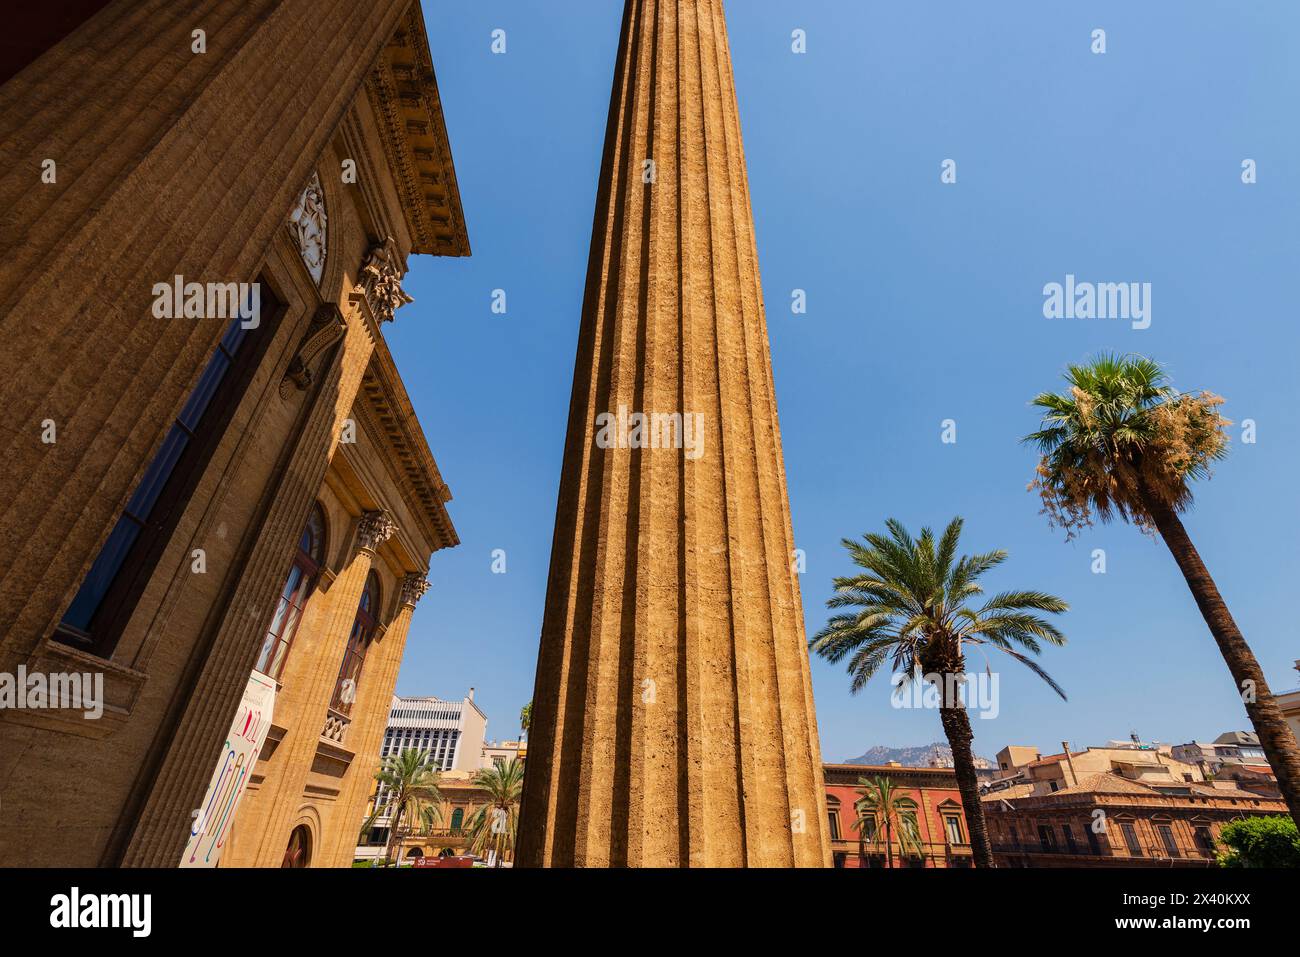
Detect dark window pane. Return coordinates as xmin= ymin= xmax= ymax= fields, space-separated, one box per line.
xmin=178 ymin=350 xmax=231 ymax=431
xmin=125 ymin=426 xmax=189 ymax=520
xmin=61 ymin=518 xmax=142 ymax=630
xmin=220 ymin=316 xmax=248 ymax=355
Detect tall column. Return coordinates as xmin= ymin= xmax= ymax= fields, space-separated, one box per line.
xmin=517 ymin=0 xmax=830 ymax=867
xmin=320 ymin=573 xmax=429 ymax=866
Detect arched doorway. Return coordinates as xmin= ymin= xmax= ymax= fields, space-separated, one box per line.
xmin=406 ymin=847 xmax=423 ymax=859
xmin=282 ymin=825 xmax=312 ymax=868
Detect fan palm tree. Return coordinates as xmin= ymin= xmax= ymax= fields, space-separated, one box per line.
xmin=464 ymin=757 xmax=525 ymax=867
xmin=854 ymin=775 xmax=924 ymax=868
xmin=1026 ymin=353 xmax=1300 ymax=830
xmin=364 ymin=748 xmax=442 ymax=867
xmin=811 ymin=517 xmax=1069 ymax=868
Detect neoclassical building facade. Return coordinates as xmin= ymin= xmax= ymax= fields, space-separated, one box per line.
xmin=0 ymin=1 xmax=467 ymax=867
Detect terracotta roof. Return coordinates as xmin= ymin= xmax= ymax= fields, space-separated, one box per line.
xmin=1185 ymin=782 xmax=1264 ymax=800
xmin=1025 ymin=752 xmax=1070 ymax=768
xmin=981 ymin=783 xmax=1036 ymax=801
xmin=1057 ymin=773 xmax=1158 ymax=797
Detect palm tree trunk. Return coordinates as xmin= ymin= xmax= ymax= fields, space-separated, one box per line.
xmin=384 ymin=807 xmax=402 ymax=868
xmin=1142 ymin=492 xmax=1300 ymax=832
xmin=939 ymin=699 xmax=995 ymax=868
xmin=884 ymin=820 xmax=893 ymax=868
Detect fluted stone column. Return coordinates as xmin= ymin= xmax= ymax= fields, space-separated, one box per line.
xmin=320 ymin=572 xmax=428 ymax=866
xmin=517 ymin=0 xmax=830 ymax=867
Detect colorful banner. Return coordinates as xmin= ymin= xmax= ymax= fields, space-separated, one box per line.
xmin=180 ymin=670 xmax=276 ymax=867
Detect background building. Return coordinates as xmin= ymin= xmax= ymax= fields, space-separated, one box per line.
xmin=381 ymin=691 xmax=486 ymax=773
xmin=986 ymin=741 xmax=1205 ymax=797
xmin=482 ymin=738 xmax=527 ymax=770
xmin=824 ymin=763 xmax=972 ymax=868
xmin=1172 ymin=731 xmax=1269 ymax=776
xmin=358 ymin=690 xmax=496 ymax=862
xmin=983 ymin=772 xmax=1285 ymax=868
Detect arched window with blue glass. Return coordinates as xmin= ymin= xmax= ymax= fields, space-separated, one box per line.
xmin=330 ymin=570 xmax=381 ymax=716
xmin=255 ymin=502 xmax=327 ymax=681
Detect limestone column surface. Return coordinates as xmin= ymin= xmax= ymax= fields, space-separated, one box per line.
xmin=517 ymin=0 xmax=831 ymax=867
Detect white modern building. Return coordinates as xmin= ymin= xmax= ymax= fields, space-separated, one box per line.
xmin=380 ymin=689 xmax=487 ymax=773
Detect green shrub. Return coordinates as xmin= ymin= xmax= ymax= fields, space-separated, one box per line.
xmin=1216 ymin=815 xmax=1300 ymax=868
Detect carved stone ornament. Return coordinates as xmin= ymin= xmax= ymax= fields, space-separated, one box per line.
xmin=279 ymin=303 xmax=347 ymax=399
xmin=399 ymin=574 xmax=431 ymax=608
xmin=354 ymin=236 xmax=413 ymax=323
xmin=288 ymin=171 xmax=328 ymax=285
xmin=356 ymin=510 xmax=397 ymax=553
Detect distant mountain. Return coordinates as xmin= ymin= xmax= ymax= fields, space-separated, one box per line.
xmin=844 ymin=742 xmax=995 ymax=770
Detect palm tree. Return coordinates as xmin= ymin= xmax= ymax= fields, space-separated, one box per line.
xmin=367 ymin=748 xmax=442 ymax=867
xmin=464 ymin=757 xmax=525 ymax=866
xmin=854 ymin=775 xmax=924 ymax=868
xmin=811 ymin=517 xmax=1069 ymax=868
xmin=1026 ymin=353 xmax=1300 ymax=830
xmin=519 ymin=701 xmax=532 ymax=737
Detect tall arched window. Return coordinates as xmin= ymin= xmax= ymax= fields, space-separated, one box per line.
xmin=330 ymin=570 xmax=380 ymax=716
xmin=255 ymin=503 xmax=326 ymax=680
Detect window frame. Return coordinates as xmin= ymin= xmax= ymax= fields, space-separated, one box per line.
xmin=330 ymin=570 xmax=381 ymax=716
xmin=54 ymin=280 xmax=284 ymax=658
xmin=254 ymin=502 xmax=327 ymax=681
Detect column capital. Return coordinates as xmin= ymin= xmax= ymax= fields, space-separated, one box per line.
xmin=399 ymin=574 xmax=431 ymax=608
xmin=356 ymin=510 xmax=397 ymax=553
xmin=354 ymin=236 xmax=412 ymax=324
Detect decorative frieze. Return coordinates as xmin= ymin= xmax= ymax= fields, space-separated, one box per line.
xmin=354 ymin=237 xmax=412 ymax=324
xmin=399 ymin=574 xmax=430 ymax=607
xmin=287 ymin=171 xmax=328 ymax=285
xmin=356 ymin=510 xmax=397 ymax=553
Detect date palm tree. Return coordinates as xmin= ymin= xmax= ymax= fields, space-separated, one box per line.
xmin=854 ymin=775 xmax=923 ymax=868
xmin=520 ymin=701 xmax=531 ymax=736
xmin=464 ymin=757 xmax=525 ymax=867
xmin=365 ymin=748 xmax=442 ymax=867
xmin=1026 ymin=353 xmax=1300 ymax=830
xmin=811 ymin=517 xmax=1069 ymax=868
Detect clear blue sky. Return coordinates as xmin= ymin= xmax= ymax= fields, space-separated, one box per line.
xmin=387 ymin=1 xmax=1300 ymax=761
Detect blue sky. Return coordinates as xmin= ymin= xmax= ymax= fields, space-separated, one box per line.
xmin=386 ymin=1 xmax=1300 ymax=762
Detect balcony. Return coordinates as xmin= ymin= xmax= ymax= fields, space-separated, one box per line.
xmin=323 ymin=708 xmax=351 ymax=745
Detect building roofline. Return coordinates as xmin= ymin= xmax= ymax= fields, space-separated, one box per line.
xmin=368 ymin=3 xmax=470 ymax=257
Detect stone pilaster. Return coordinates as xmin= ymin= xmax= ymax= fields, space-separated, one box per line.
xmin=116 ymin=341 xmax=347 ymax=866
xmin=516 ymin=0 xmax=830 ymax=867
xmin=320 ymin=572 xmax=428 ymax=866
xmin=238 ymin=510 xmax=396 ymax=865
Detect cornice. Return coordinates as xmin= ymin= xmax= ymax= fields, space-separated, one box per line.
xmin=366 ymin=3 xmax=470 ymax=257
xmin=357 ymin=339 xmax=458 ymax=554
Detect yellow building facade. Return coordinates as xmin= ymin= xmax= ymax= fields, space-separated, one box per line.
xmin=0 ymin=1 xmax=466 ymax=867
